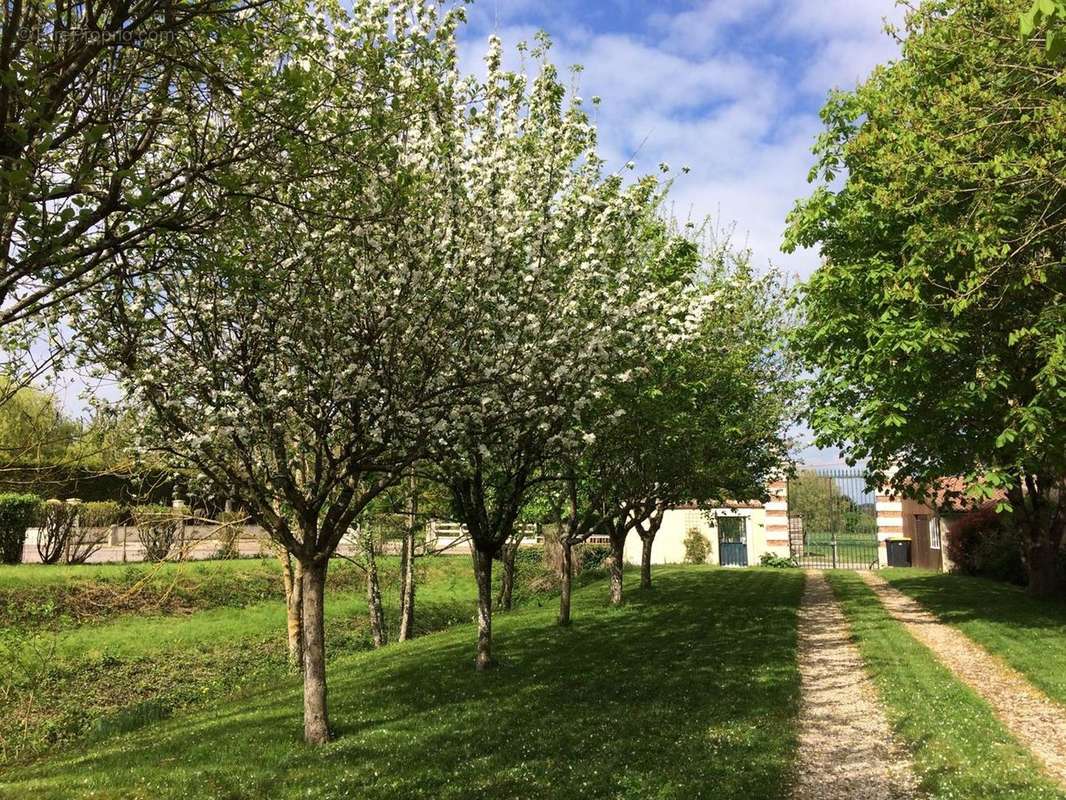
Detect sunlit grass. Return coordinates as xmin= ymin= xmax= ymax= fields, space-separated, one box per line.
xmin=0 ymin=567 xmax=805 ymax=800
xmin=881 ymin=569 xmax=1066 ymax=706
xmin=826 ymin=571 xmax=1065 ymax=800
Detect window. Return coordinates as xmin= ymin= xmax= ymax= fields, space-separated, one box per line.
xmin=930 ymin=516 xmax=942 ymax=550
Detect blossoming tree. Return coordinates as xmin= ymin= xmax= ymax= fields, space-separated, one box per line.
xmin=422 ymin=34 xmax=676 ymax=670
xmin=74 ymin=0 xmax=470 ymax=744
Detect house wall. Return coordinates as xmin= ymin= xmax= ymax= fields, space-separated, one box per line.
xmin=876 ymin=493 xmax=947 ymax=571
xmin=622 ymin=505 xmax=780 ymax=566
xmin=902 ymin=498 xmax=944 ymax=571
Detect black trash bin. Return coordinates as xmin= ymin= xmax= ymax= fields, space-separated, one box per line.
xmin=886 ymin=538 xmax=912 ymax=567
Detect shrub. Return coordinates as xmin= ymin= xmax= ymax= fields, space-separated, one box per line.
xmin=514 ymin=546 xmax=543 ymax=570
xmin=578 ymin=543 xmax=611 ymax=572
xmin=946 ymin=506 xmax=1026 ymax=586
xmin=0 ymin=493 xmax=41 ymax=564
xmin=760 ymin=552 xmax=798 ymax=568
xmin=79 ymin=501 xmax=125 ymax=529
xmin=70 ymin=501 xmax=124 ymax=564
xmin=683 ymin=527 xmax=710 ymax=564
xmin=133 ymin=504 xmax=184 ymax=561
xmin=35 ymin=500 xmax=78 ymax=564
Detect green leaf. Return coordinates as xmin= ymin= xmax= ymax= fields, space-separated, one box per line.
xmin=1048 ymin=30 xmax=1066 ymax=56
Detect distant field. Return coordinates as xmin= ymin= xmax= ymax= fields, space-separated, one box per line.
xmin=803 ymin=533 xmax=877 ymax=545
xmin=794 ymin=533 xmax=879 ymax=566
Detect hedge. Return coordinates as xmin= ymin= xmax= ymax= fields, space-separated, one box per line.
xmin=0 ymin=493 xmax=42 ymax=564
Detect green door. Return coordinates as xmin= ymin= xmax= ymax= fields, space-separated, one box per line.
xmin=717 ymin=516 xmax=748 ymax=567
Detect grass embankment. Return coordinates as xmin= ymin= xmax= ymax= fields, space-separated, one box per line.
xmin=0 ymin=556 xmax=476 ymax=763
xmin=1 ymin=567 xmax=805 ymax=800
xmin=826 ymin=571 xmax=1066 ymax=800
xmin=0 ymin=558 xmax=371 ymax=629
xmin=881 ymin=569 xmax=1066 ymax=706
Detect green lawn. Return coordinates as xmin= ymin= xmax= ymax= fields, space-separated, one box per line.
xmin=880 ymin=569 xmax=1066 ymax=707
xmin=0 ymin=557 xmax=476 ymax=763
xmin=0 ymin=558 xmax=270 ymax=587
xmin=826 ymin=571 xmax=1066 ymax=800
xmin=0 ymin=567 xmax=805 ymax=800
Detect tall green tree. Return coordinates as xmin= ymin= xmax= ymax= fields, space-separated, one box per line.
xmin=0 ymin=379 xmax=78 ymax=463
xmin=785 ymin=0 xmax=1065 ymax=595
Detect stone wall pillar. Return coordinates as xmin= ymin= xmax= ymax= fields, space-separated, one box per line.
xmin=875 ymin=492 xmax=904 ymax=567
xmin=765 ymin=480 xmax=790 ymax=554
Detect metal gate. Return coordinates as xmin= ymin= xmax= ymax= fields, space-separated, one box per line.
xmin=717 ymin=516 xmax=748 ymax=567
xmin=787 ymin=468 xmax=878 ymax=569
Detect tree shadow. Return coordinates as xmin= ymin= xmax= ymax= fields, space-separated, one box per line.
xmin=4 ymin=568 xmax=806 ymax=800
xmin=883 ymin=571 xmax=1066 ymax=632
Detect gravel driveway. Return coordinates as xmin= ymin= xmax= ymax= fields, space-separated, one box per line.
xmin=862 ymin=571 xmax=1066 ymax=789
xmin=792 ymin=570 xmax=920 ymax=800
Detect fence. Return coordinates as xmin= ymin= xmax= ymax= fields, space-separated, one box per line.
xmin=787 ymin=468 xmax=880 ymax=569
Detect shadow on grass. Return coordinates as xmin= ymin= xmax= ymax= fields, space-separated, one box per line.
xmin=881 ymin=570 xmax=1066 ymax=631
xmin=3 ymin=568 xmax=805 ymax=800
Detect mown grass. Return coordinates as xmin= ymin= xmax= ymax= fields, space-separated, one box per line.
xmin=881 ymin=569 xmax=1066 ymax=706
xmin=0 ymin=557 xmax=476 ymax=763
xmin=826 ymin=570 xmax=1066 ymax=800
xmin=0 ymin=567 xmax=805 ymax=800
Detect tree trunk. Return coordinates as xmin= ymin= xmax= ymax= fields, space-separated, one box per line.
xmin=365 ymin=537 xmax=387 ymax=648
xmin=281 ymin=552 xmax=304 ymax=670
xmin=640 ymin=534 xmax=654 ymax=591
xmin=1027 ymin=533 xmax=1063 ymax=598
xmin=398 ymin=530 xmax=416 ymax=642
xmin=300 ymin=561 xmax=331 ymax=745
xmin=558 ymin=538 xmax=573 ymax=626
xmin=399 ymin=475 xmax=418 ymax=641
xmin=609 ymin=532 xmax=625 ymax=606
xmin=497 ymin=538 xmax=517 ymax=611
xmin=472 ymin=546 xmax=494 ymax=670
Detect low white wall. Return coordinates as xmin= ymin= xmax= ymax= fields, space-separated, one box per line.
xmin=622 ymin=506 xmax=778 ymax=566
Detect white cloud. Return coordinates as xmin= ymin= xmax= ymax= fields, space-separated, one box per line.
xmin=774 ymin=0 xmax=906 ymax=40
xmin=457 ymin=0 xmax=902 ymax=282
xmin=648 ymin=0 xmax=769 ymax=54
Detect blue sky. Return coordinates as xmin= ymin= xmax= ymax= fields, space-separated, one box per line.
xmin=455 ymin=0 xmax=907 ymax=465
xmin=58 ymin=1 xmax=907 ymax=465
xmin=457 ymin=0 xmax=905 ymax=282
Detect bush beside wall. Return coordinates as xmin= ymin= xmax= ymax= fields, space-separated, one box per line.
xmin=683 ymin=527 xmax=711 ymax=564
xmin=946 ymin=505 xmax=1028 ymax=586
xmin=0 ymin=493 xmax=42 ymax=564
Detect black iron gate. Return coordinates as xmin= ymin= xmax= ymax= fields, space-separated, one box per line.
xmin=787 ymin=468 xmax=879 ymax=570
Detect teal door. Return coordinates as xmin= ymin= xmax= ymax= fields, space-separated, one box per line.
xmin=717 ymin=517 xmax=748 ymax=567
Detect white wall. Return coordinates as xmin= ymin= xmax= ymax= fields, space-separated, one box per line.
xmin=623 ymin=506 xmax=775 ymax=566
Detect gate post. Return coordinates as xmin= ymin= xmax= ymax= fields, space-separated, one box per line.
xmin=875 ymin=490 xmax=904 ymax=568
xmin=765 ymin=480 xmax=790 ymax=556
